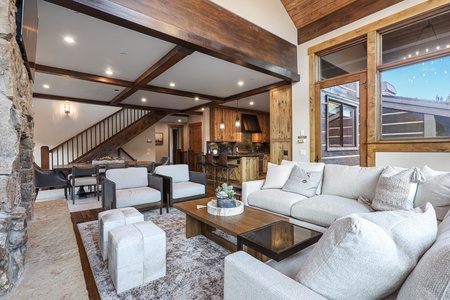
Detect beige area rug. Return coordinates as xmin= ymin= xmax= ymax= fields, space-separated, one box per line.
xmin=36 ymin=188 xmax=102 ymax=212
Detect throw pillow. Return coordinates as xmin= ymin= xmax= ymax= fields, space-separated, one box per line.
xmin=397 ymin=207 xmax=450 ymax=299
xmin=372 ymin=166 xmax=425 ymax=211
xmin=281 ymin=165 xmax=321 ymax=197
xmin=414 ymin=165 xmax=450 ymax=221
xmin=261 ymin=163 xmax=295 ymax=189
xmin=281 ymin=160 xmax=297 ymax=166
xmin=296 ymin=203 xmax=437 ymax=300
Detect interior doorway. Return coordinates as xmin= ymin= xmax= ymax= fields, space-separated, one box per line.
xmin=168 ymin=124 xmax=184 ymax=164
xmin=314 ymin=72 xmax=367 ymax=166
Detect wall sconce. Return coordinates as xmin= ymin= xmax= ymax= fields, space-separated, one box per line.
xmin=64 ymin=103 xmax=71 ymax=115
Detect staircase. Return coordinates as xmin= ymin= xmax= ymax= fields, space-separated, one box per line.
xmin=48 ymin=108 xmax=168 ymax=166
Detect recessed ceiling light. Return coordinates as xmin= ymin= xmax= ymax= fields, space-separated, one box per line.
xmin=141 ymin=98 xmax=147 ymax=102
xmin=170 ymin=82 xmax=175 ymax=87
xmin=250 ymin=101 xmax=254 ymax=105
xmin=64 ymin=36 xmax=75 ymax=44
xmin=105 ymin=69 xmax=113 ymax=75
xmin=178 ymin=119 xmax=181 ymax=123
xmin=43 ymin=84 xmax=50 ymax=89
xmin=238 ymin=81 xmax=244 ymax=86
xmin=201 ymin=108 xmax=205 ymax=111
xmin=195 ymin=97 xmax=199 ymax=101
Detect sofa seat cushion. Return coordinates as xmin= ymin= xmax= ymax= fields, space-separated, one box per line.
xmin=321 ymin=164 xmax=384 ymax=201
xmin=247 ymin=189 xmax=307 ymax=216
xmin=106 ymin=167 xmax=148 ymax=189
xmin=290 ymin=195 xmax=374 ymax=227
xmin=296 ymin=204 xmax=438 ymax=300
xmin=172 ymin=182 xmax=205 ymax=199
xmin=115 ymin=187 xmax=161 ymax=208
xmin=155 ymin=164 xmax=190 ymax=183
xmin=397 ymin=209 xmax=450 ymax=299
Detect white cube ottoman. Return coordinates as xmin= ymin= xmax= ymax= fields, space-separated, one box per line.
xmin=98 ymin=207 xmax=143 ymax=261
xmin=108 ymin=220 xmax=166 ymax=294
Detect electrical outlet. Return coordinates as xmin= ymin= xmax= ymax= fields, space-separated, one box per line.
xmin=283 ymin=150 xmax=288 ymax=156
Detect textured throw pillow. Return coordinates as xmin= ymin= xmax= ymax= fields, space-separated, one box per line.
xmin=415 ymin=165 xmax=450 ymax=221
xmin=296 ymin=203 xmax=437 ymax=300
xmin=397 ymin=208 xmax=450 ymax=299
xmin=372 ymin=166 xmax=425 ymax=211
xmin=261 ymin=163 xmax=295 ymax=189
xmin=281 ymin=165 xmax=321 ymax=197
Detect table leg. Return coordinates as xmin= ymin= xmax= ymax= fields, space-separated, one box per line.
xmin=185 ymin=215 xmax=202 ymax=238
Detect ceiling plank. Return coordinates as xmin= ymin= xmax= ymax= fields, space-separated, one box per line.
xmin=297 ymin=0 xmax=403 ymax=44
xmin=35 ymin=64 xmax=132 ymax=87
xmin=109 ymin=45 xmax=194 ymax=105
xmin=141 ymin=85 xmax=224 ymax=102
xmin=44 ymin=0 xmax=300 ymax=82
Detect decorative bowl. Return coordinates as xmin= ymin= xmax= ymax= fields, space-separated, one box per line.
xmin=207 ymin=200 xmax=244 ymax=216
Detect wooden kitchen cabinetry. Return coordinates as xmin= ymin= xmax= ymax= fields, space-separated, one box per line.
xmin=252 ymin=113 xmax=270 ymax=143
xmin=210 ymin=107 xmax=242 ymax=142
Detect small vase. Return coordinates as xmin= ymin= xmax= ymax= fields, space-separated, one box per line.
xmin=217 ymin=198 xmax=236 ymax=208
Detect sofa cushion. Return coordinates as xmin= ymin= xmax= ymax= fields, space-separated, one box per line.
xmin=372 ymin=166 xmax=424 ymax=211
xmin=282 ymin=165 xmax=322 ymax=197
xmin=247 ymin=189 xmax=307 ymax=216
xmin=296 ymin=203 xmax=437 ymax=300
xmin=415 ymin=165 xmax=450 ymax=221
xmin=115 ymin=186 xmax=161 ymax=208
xmin=261 ymin=163 xmax=295 ymax=189
xmin=155 ymin=164 xmax=190 ymax=183
xmin=106 ymin=168 xmax=148 ymax=190
xmin=290 ymin=195 xmax=374 ymax=227
xmin=172 ymin=181 xmax=205 ymax=199
xmin=321 ymin=164 xmax=384 ymax=200
xmin=397 ymin=207 xmax=450 ymax=299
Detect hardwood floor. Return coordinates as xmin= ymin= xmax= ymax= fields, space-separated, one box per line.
xmin=70 ymin=180 xmax=222 ymax=299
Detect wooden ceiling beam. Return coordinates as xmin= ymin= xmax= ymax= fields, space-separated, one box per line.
xmin=44 ymin=0 xmax=299 ymax=82
xmin=297 ymin=0 xmax=403 ymax=44
xmin=109 ymin=45 xmax=194 ymax=105
xmin=141 ymin=85 xmax=224 ymax=102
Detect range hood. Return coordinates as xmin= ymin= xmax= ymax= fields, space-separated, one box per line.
xmin=241 ymin=114 xmax=262 ymax=133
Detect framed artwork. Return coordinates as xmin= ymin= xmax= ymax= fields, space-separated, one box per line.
xmin=155 ymin=132 xmax=163 ymax=145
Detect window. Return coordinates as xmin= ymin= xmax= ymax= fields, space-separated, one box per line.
xmin=319 ymin=42 xmax=367 ymax=80
xmin=380 ymin=11 xmax=450 ymax=140
xmin=326 ymin=97 xmax=358 ymax=150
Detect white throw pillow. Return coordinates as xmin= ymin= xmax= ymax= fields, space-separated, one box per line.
xmin=261 ymin=163 xmax=295 ymax=189
xmin=296 ymin=203 xmax=437 ymax=300
xmin=281 ymin=165 xmax=321 ymax=197
xmin=281 ymin=160 xmax=297 ymax=166
xmin=372 ymin=166 xmax=424 ymax=211
xmin=415 ymin=165 xmax=450 ymax=221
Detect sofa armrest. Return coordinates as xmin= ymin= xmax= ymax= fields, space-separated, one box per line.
xmin=148 ymin=174 xmax=163 ymax=191
xmin=189 ymin=171 xmax=207 ymax=187
xmin=224 ymin=251 xmax=326 ymax=300
xmin=102 ymin=178 xmax=116 ymax=210
xmin=242 ymin=179 xmax=265 ymax=205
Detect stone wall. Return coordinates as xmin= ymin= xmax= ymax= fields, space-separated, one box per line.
xmin=0 ymin=0 xmax=35 ymax=295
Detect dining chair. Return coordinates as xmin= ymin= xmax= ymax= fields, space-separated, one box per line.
xmin=33 ymin=163 xmax=69 ymax=198
xmin=70 ymin=165 xmax=100 ymax=204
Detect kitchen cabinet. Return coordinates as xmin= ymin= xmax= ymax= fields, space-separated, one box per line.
xmin=252 ymin=113 xmax=270 ymax=143
xmin=210 ymin=108 xmax=242 ymax=142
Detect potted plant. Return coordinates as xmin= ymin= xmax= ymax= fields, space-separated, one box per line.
xmin=215 ymin=183 xmax=237 ymax=208
xmin=211 ymin=144 xmax=219 ymax=155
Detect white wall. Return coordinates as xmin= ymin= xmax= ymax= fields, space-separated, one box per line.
xmin=210 ymin=0 xmax=297 ymax=44
xmin=121 ymin=126 xmax=156 ymax=161
xmin=292 ymin=0 xmax=435 ymax=165
xmin=376 ymin=152 xmax=450 ymax=171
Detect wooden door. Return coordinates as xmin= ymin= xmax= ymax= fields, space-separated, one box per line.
xmin=189 ymin=122 xmax=202 ymax=170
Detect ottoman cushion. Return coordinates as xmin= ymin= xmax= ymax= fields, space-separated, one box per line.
xmin=108 ymin=220 xmax=166 ymax=293
xmin=98 ymin=207 xmax=143 ymax=260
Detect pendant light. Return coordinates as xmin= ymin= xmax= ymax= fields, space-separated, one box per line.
xmin=219 ymin=108 xmax=225 ymax=130
xmin=235 ymin=100 xmax=241 ymax=128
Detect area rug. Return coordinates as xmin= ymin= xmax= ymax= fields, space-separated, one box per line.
xmin=36 ymin=188 xmax=102 ymax=212
xmin=78 ymin=209 xmax=231 ymax=299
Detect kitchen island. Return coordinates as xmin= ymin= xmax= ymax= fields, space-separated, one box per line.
xmin=213 ymin=154 xmax=260 ymax=183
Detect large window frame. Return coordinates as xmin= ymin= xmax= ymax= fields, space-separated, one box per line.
xmin=309 ymin=2 xmax=450 ymax=167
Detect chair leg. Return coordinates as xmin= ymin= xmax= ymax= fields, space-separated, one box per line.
xmin=72 ymin=186 xmax=75 ymax=204
xmin=166 ymin=193 xmax=170 ymax=213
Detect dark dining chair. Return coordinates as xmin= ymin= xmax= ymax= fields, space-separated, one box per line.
xmin=33 ymin=163 xmax=69 ymax=198
xmin=69 ymin=165 xmax=100 ymax=204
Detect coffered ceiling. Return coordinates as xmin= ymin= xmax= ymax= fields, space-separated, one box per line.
xmin=33 ymin=0 xmax=299 ymax=116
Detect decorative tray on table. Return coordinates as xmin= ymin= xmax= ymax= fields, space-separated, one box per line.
xmin=207 ymin=200 xmax=244 ymax=216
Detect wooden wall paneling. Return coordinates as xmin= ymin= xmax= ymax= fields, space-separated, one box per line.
xmin=251 ymin=113 xmax=270 ymax=143
xmin=366 ymin=31 xmax=378 ymax=146
xmin=270 ymin=85 xmax=292 ymax=163
xmin=310 ymin=54 xmax=318 ymax=162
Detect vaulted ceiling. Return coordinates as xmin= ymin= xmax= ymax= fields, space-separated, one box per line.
xmin=280 ymin=0 xmax=404 ymax=44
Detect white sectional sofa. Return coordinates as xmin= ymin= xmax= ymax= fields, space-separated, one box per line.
xmin=242 ymin=161 xmax=450 ymax=232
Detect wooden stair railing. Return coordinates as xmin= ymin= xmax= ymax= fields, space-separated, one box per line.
xmin=48 ymin=108 xmax=161 ymax=167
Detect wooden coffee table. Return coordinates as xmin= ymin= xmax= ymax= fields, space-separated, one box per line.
xmin=173 ymin=197 xmax=288 ymax=253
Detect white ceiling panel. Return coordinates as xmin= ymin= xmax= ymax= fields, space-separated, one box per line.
xmin=36 ymin=0 xmax=175 ymax=81
xmin=122 ymin=90 xmax=211 ymax=110
xmin=222 ymin=92 xmax=269 ymax=112
xmin=33 ymin=73 xmax=125 ymax=102
xmin=149 ymin=52 xmax=281 ymax=97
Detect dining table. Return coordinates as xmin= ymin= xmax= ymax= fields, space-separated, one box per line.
xmin=52 ymin=161 xmax=154 ymax=172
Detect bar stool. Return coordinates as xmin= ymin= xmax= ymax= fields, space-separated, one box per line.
xmin=205 ymin=153 xmax=217 ymax=184
xmin=217 ymin=153 xmax=239 ymax=185
xmin=195 ymin=152 xmax=206 ymax=173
